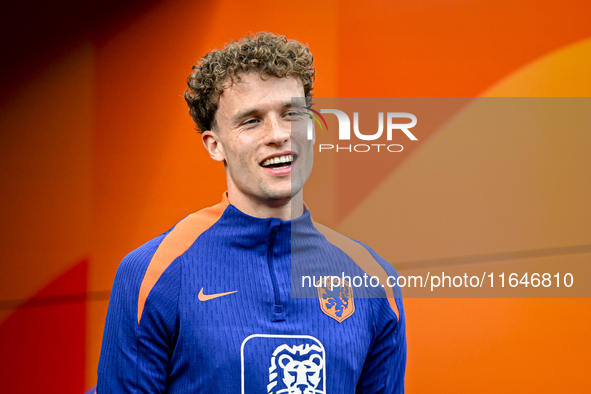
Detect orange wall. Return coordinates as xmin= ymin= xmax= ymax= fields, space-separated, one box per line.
xmin=0 ymin=0 xmax=590 ymax=392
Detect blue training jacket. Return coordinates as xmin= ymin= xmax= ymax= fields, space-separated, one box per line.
xmin=97 ymin=194 xmax=406 ymax=393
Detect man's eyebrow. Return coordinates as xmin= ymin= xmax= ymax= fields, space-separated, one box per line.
xmin=232 ymin=108 xmax=259 ymax=122
xmin=231 ymin=102 xmax=304 ymax=122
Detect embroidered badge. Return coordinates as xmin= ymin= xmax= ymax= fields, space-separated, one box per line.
xmin=316 ymin=276 xmax=355 ymax=323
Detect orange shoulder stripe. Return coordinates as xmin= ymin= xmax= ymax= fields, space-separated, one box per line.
xmin=313 ymin=221 xmax=400 ymax=320
xmin=137 ymin=194 xmax=229 ymax=324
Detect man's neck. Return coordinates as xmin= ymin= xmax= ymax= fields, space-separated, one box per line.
xmin=226 ymin=190 xmax=305 ymax=221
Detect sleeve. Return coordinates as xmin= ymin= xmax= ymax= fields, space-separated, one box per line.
xmin=97 ymin=238 xmax=181 ymax=393
xmin=356 ymin=247 xmax=407 ymax=394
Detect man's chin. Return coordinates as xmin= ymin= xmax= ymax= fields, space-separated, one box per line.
xmin=261 ymin=190 xmax=294 ymax=204
xmin=258 ymin=185 xmax=302 ymax=204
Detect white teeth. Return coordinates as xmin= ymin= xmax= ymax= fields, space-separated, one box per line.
xmin=261 ymin=154 xmax=293 ymax=167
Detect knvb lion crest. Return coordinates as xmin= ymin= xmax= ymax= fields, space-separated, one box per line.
xmin=268 ymin=343 xmax=325 ymax=394
xmin=316 ymin=276 xmax=355 ymax=323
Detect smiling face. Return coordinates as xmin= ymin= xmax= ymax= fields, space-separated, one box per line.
xmin=202 ymin=72 xmax=313 ymax=218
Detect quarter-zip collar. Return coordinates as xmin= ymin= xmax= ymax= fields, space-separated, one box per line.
xmin=213 ymin=201 xmax=315 ymax=322
xmin=214 ymin=201 xmax=314 ymax=249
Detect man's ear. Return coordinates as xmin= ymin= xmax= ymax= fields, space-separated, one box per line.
xmin=202 ymin=130 xmax=225 ymax=162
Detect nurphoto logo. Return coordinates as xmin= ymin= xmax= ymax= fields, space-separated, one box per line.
xmin=306 ymin=107 xmax=418 ymax=153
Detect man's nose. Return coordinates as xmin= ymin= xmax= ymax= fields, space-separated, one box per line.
xmin=265 ymin=116 xmax=290 ymax=145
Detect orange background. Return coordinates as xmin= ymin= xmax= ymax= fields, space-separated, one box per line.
xmin=1 ymin=0 xmax=590 ymax=392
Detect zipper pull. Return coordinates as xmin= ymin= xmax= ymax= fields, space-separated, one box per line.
xmin=269 ymin=226 xmax=278 ymax=244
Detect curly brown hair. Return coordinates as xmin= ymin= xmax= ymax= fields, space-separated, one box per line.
xmin=184 ymin=32 xmax=315 ymax=133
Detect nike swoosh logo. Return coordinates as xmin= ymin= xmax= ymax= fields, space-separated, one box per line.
xmin=198 ymin=288 xmax=237 ymax=301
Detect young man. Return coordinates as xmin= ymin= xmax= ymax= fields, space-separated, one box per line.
xmin=97 ymin=32 xmax=406 ymax=393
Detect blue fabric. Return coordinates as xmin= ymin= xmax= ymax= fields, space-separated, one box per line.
xmin=97 ymin=203 xmax=406 ymax=393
